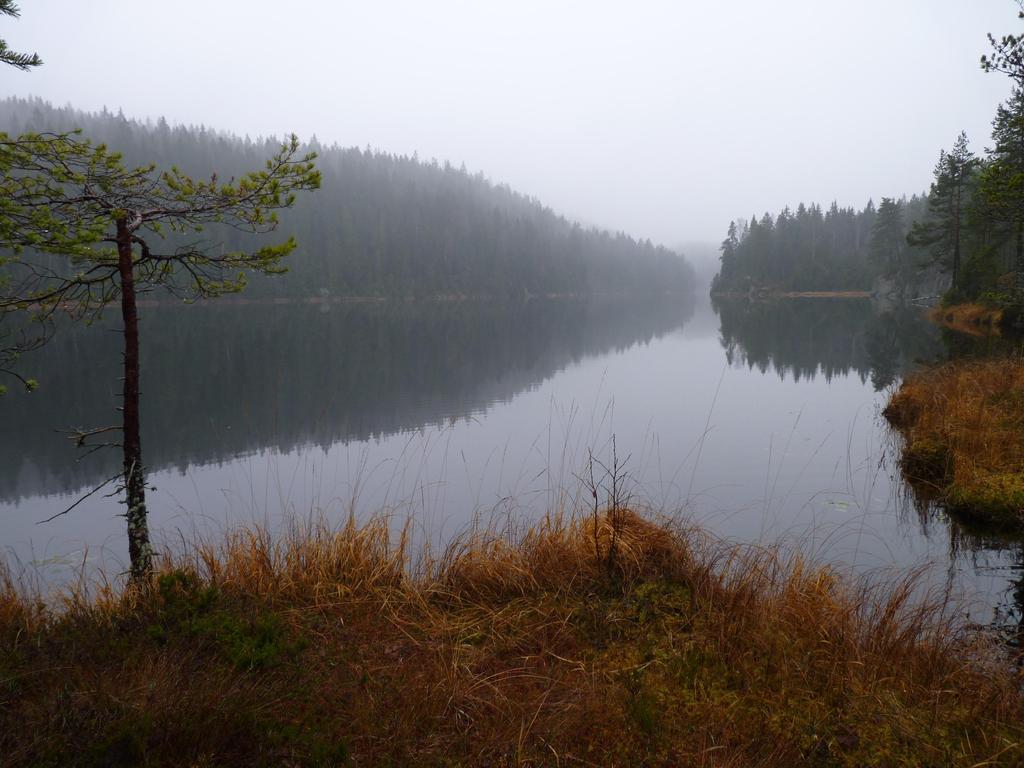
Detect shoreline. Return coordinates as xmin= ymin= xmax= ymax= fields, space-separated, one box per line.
xmin=711 ymin=290 xmax=872 ymax=299
xmin=13 ymin=290 xmax=697 ymax=313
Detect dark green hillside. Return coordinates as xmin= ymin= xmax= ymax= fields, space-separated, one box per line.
xmin=0 ymin=97 xmax=694 ymax=299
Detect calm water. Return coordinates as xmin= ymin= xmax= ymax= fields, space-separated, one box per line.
xmin=2 ymin=295 xmax=1021 ymax=630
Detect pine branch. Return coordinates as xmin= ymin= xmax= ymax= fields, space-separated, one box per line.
xmin=0 ymin=0 xmax=42 ymax=70
xmin=0 ymin=43 xmax=41 ymax=70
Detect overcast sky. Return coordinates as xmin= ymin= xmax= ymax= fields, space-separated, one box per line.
xmin=1 ymin=1 xmax=1017 ymax=247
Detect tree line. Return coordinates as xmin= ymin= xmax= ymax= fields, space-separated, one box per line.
xmin=0 ymin=98 xmax=696 ymax=301
xmin=711 ymin=195 xmax=933 ymax=295
xmin=714 ymin=5 xmax=1024 ymax=308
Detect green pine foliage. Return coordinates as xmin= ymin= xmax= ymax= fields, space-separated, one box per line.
xmin=915 ymin=86 xmax=1024 ymax=307
xmin=976 ymin=87 xmax=1024 ymax=293
xmin=907 ymin=133 xmax=979 ymax=290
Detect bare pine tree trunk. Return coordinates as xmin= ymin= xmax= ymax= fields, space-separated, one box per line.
xmin=1017 ymin=220 xmax=1024 ymax=292
xmin=116 ymin=219 xmax=153 ymax=579
xmin=952 ymin=239 xmax=961 ymax=290
xmin=952 ymin=180 xmax=962 ymax=290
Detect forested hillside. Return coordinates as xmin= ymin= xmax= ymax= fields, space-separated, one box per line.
xmin=0 ymin=98 xmax=694 ymax=298
xmin=714 ymin=80 xmax=1024 ymax=307
xmin=711 ymin=196 xmax=929 ymax=294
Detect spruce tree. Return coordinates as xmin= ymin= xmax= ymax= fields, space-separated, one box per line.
xmin=907 ymin=133 xmax=978 ymax=289
xmin=869 ymin=198 xmax=907 ymax=290
xmin=978 ymin=88 xmax=1024 ymax=288
xmin=714 ymin=220 xmax=739 ymax=291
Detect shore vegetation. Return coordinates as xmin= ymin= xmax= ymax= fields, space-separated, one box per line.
xmin=3 ymin=510 xmax=1023 ymax=766
xmin=885 ymin=357 xmax=1024 ymax=528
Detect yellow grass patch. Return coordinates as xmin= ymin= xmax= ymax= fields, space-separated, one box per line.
xmin=885 ymin=357 xmax=1024 ymax=527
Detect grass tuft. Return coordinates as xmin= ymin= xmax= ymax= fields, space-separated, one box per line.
xmin=2 ymin=510 xmax=1023 ymax=766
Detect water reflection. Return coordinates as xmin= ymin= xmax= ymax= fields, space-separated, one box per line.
xmin=717 ymin=296 xmax=1024 ymax=634
xmin=897 ymin=475 xmax=1024 ymax=641
xmin=714 ymin=297 xmax=944 ymax=389
xmin=0 ymin=297 xmax=694 ymax=502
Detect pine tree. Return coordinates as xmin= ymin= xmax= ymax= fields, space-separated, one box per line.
xmin=0 ymin=133 xmax=320 ymax=577
xmin=870 ymin=198 xmax=907 ymax=288
xmin=714 ymin=220 xmax=739 ymax=291
xmin=978 ymin=88 xmax=1024 ymax=288
xmin=907 ymin=132 xmax=978 ymax=288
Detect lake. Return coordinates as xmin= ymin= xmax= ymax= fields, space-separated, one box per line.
xmin=2 ymin=294 xmax=1021 ymax=632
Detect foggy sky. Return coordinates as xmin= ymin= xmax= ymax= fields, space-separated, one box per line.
xmin=0 ymin=0 xmax=1015 ymax=247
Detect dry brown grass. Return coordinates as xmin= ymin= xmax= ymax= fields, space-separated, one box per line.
xmin=885 ymin=357 xmax=1024 ymax=528
xmin=928 ymin=303 xmax=1005 ymax=336
xmin=2 ymin=509 xmax=1023 ymax=767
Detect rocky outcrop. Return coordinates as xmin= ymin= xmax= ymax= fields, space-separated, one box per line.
xmin=872 ymin=264 xmax=950 ymax=309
